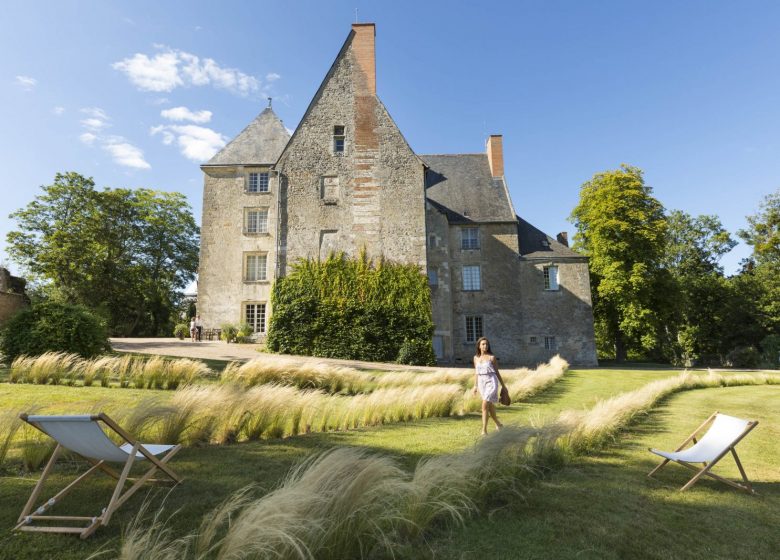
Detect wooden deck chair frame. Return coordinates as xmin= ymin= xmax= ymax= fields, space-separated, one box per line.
xmin=14 ymin=413 xmax=182 ymax=539
xmin=647 ymin=411 xmax=758 ymax=493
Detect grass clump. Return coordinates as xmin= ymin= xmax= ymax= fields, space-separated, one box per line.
xmin=8 ymin=352 xmax=212 ymax=390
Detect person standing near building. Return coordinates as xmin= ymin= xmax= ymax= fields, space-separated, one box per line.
xmin=189 ymin=317 xmax=197 ymax=342
xmin=195 ymin=315 xmax=203 ymax=342
xmin=472 ymin=337 xmax=506 ymax=435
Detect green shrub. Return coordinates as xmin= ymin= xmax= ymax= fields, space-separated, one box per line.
xmin=267 ymin=251 xmax=434 ymax=362
xmin=235 ymin=322 xmax=254 ymax=344
xmin=173 ymin=323 xmax=190 ymax=340
xmin=726 ymin=346 xmax=762 ymax=368
xmin=221 ymin=323 xmax=238 ymax=343
xmin=760 ymin=334 xmax=780 ymax=368
xmin=0 ymin=302 xmax=110 ymax=361
xmin=397 ymin=338 xmax=437 ymax=366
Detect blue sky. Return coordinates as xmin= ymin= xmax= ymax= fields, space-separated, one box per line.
xmin=2 ymin=0 xmax=780 ymax=278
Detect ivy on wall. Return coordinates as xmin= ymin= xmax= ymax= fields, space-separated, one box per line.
xmin=267 ymin=251 xmax=436 ymax=365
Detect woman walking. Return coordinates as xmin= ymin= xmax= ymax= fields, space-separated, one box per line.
xmin=472 ymin=336 xmax=507 ymax=435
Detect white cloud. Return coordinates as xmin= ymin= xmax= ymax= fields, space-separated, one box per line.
xmin=151 ymin=124 xmax=227 ymax=161
xmin=103 ymin=137 xmax=151 ymax=169
xmin=52 ymin=106 xmax=65 ymax=115
xmin=266 ymin=72 xmax=280 ymax=82
xmin=81 ymin=107 xmax=109 ymax=120
xmin=113 ymin=46 xmax=260 ymax=96
xmin=151 ymin=97 xmax=170 ymax=105
xmin=161 ymin=106 xmax=212 ymax=123
xmin=81 ymin=118 xmax=108 ymax=131
xmin=80 ymin=132 xmax=97 ymax=145
xmin=14 ymin=75 xmax=37 ymax=90
xmin=112 ymin=51 xmax=182 ymax=92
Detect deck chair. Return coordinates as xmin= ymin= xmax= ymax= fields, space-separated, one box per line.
xmin=647 ymin=411 xmax=757 ymax=493
xmin=14 ymin=413 xmax=182 ymax=539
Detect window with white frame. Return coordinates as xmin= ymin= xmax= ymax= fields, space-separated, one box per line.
xmin=462 ymin=265 xmax=481 ymax=291
xmin=544 ymin=336 xmax=557 ymax=351
xmin=244 ymin=253 xmax=267 ymax=282
xmin=465 ymin=315 xmax=483 ymax=343
xmin=544 ymin=265 xmax=559 ymax=290
xmin=333 ymin=125 xmax=345 ymax=154
xmin=461 ymin=227 xmax=480 ymax=250
xmin=428 ymin=267 xmax=438 ymax=287
xmin=245 ymin=209 xmax=269 ymax=234
xmin=247 ymin=172 xmax=270 ymax=193
xmin=244 ymin=302 xmax=267 ymax=333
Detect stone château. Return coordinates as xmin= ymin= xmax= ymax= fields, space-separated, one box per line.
xmin=198 ymin=23 xmax=597 ymax=366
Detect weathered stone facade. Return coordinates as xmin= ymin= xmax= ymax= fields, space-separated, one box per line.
xmin=0 ymin=268 xmax=29 ymax=325
xmin=198 ymin=23 xmax=598 ymax=366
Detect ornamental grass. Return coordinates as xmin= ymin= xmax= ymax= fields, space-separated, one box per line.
xmin=113 ymin=369 xmax=780 ymax=559
xmin=9 ymin=352 xmax=211 ymax=389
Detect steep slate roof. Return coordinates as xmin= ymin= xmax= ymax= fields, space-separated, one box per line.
xmin=421 ymin=154 xmax=516 ymax=223
xmin=517 ymin=216 xmax=584 ymax=259
xmin=204 ymin=107 xmax=291 ymax=166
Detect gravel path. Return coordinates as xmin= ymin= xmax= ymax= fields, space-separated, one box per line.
xmin=110 ymin=338 xmax=448 ymax=372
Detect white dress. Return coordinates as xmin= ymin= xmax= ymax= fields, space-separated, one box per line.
xmin=476 ymin=358 xmax=499 ymax=403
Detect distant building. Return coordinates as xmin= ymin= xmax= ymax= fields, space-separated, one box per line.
xmin=198 ymin=23 xmax=597 ymax=366
xmin=0 ymin=267 xmax=29 ymax=325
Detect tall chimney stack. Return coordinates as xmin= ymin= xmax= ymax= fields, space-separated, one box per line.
xmin=352 ymin=23 xmax=376 ymax=95
xmin=486 ymin=135 xmax=504 ymax=177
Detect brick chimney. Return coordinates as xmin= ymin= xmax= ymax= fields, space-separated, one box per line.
xmin=556 ymin=232 xmax=569 ymax=247
xmin=486 ymin=135 xmax=504 ymax=177
xmin=352 ymin=23 xmax=376 ymax=95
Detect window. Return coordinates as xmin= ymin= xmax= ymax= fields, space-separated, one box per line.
xmin=428 ymin=234 xmax=437 ymax=248
xmin=461 ymin=227 xmax=480 ymax=250
xmin=465 ymin=316 xmax=483 ymax=343
xmin=544 ymin=265 xmax=559 ymax=290
xmin=245 ymin=209 xmax=269 ymax=234
xmin=462 ymin=265 xmax=481 ymax=291
xmin=428 ymin=267 xmax=438 ymax=287
xmin=244 ymin=253 xmax=267 ymax=282
xmin=529 ymin=336 xmax=538 ymax=345
xmin=333 ymin=125 xmax=345 ymax=154
xmin=247 ymin=172 xmax=270 ymax=193
xmin=544 ymin=336 xmax=557 ymax=351
xmin=244 ymin=303 xmax=267 ymax=333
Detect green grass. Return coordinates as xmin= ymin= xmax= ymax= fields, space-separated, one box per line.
xmin=0 ymin=366 xmax=777 ymax=559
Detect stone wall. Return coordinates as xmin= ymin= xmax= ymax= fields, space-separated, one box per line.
xmin=517 ymin=258 xmax=598 ymax=366
xmin=0 ymin=267 xmax=29 ymax=325
xmin=198 ymin=166 xmax=279 ymax=329
xmin=277 ymin=27 xmax=427 ymax=271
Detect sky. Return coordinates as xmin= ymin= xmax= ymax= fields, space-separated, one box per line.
xmin=2 ymin=0 xmax=780 ymax=280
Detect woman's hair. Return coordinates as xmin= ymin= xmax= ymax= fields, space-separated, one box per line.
xmin=474 ymin=337 xmax=492 ymax=357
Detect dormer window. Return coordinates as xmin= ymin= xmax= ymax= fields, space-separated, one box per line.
xmin=333 ymin=126 xmax=345 ymax=154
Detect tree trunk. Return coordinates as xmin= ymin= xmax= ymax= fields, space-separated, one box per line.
xmin=615 ymin=331 xmax=626 ymax=362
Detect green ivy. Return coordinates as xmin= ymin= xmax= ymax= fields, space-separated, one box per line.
xmin=267 ymin=252 xmax=435 ymax=365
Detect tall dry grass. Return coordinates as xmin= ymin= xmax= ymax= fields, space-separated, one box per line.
xmin=9 ymin=352 xmax=211 ymax=390
xmin=113 ymin=369 xmax=780 ymax=558
xmin=561 ymin=369 xmax=780 ymax=455
xmin=0 ymin=408 xmax=25 ymax=470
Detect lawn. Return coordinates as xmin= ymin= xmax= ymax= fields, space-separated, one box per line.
xmin=0 ymin=365 xmax=777 ymax=559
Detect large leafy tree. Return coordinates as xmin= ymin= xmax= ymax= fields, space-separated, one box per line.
xmin=570 ymin=165 xmax=670 ymax=361
xmin=738 ymin=189 xmax=780 ymax=333
xmin=7 ymin=172 xmax=199 ymax=336
xmin=661 ymin=211 xmax=737 ymax=364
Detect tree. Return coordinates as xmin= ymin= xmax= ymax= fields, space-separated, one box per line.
xmin=738 ymin=189 xmax=780 ymax=334
xmin=6 ymin=172 xmax=199 ymax=336
xmin=660 ymin=211 xmax=737 ymax=365
xmin=570 ymin=165 xmax=669 ymax=361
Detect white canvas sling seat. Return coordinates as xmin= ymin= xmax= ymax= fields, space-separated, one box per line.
xmin=647 ymin=411 xmax=758 ymax=493
xmin=14 ymin=412 xmax=183 ymax=539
